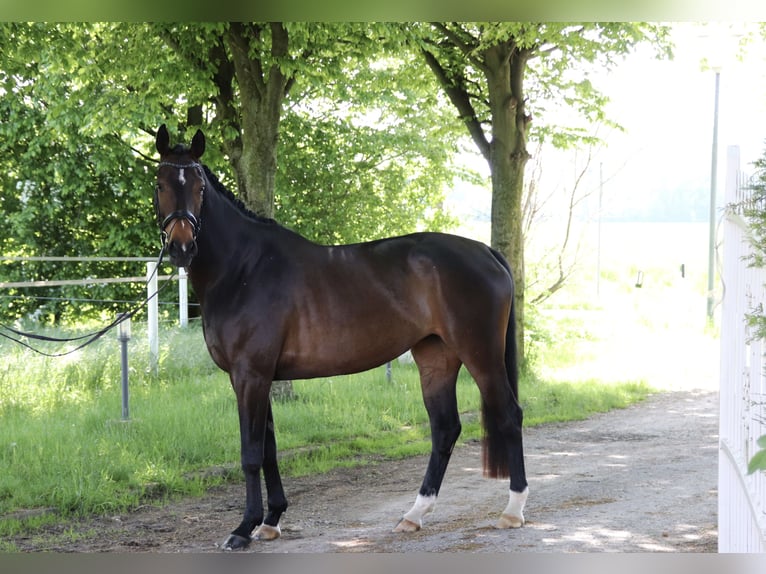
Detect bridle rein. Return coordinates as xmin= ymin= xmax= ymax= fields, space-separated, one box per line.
xmin=155 ymin=160 xmax=206 ymax=249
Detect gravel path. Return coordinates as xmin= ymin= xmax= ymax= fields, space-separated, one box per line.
xmin=12 ymin=388 xmax=719 ymax=553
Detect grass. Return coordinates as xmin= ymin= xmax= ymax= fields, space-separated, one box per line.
xmin=0 ymin=315 xmax=653 ymax=541
xmin=0 ymin=326 xmax=233 ymax=520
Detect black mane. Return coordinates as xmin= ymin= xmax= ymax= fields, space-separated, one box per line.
xmin=202 ymin=164 xmax=277 ymax=226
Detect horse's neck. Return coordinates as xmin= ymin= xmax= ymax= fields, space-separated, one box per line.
xmin=186 ymin=189 xmax=307 ymax=299
xmin=186 ymin=189 xmax=246 ymax=295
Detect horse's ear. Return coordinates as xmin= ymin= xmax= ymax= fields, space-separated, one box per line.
xmin=156 ymin=124 xmax=170 ymax=155
xmin=190 ymin=129 xmax=205 ymax=159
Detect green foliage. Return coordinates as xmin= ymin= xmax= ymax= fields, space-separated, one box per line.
xmin=413 ymin=22 xmax=671 ymax=150
xmin=748 ymin=435 xmax=766 ymax=474
xmin=0 ymin=22 xmax=467 ymax=323
xmin=276 ymin=53 xmax=460 ymax=243
xmin=743 ymin=151 xmax=766 ymax=485
xmin=0 ymin=23 xmax=164 ymax=322
xmin=528 ymin=22 xmax=671 ymax=146
xmin=743 ymin=149 xmax=766 ymax=269
xmin=744 ymin=155 xmax=766 ymax=475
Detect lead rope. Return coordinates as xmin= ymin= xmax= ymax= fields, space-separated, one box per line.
xmin=0 ymin=247 xmax=175 ymax=357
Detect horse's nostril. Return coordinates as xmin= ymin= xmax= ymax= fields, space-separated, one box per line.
xmin=167 ymin=239 xmax=197 ymax=264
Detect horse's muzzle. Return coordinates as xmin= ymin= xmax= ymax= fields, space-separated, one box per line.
xmin=161 ymin=211 xmax=200 ymax=267
xmin=166 ymin=237 xmax=198 ymax=268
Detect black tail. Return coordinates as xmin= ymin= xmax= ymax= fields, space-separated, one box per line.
xmin=481 ymin=249 xmax=521 ymax=479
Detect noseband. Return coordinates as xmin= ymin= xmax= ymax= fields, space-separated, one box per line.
xmin=156 ymin=160 xmax=206 ymax=248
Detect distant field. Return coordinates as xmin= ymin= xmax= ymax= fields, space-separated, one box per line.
xmin=531 ymin=221 xmax=719 ymax=391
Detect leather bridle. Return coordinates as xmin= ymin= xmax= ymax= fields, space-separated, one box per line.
xmin=155 ymin=160 xmax=206 ymax=249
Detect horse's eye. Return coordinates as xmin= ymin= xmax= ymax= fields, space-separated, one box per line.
xmin=155 ymin=184 xmax=162 ymax=193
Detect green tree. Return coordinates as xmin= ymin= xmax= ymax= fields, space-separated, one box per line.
xmin=0 ymin=23 xmax=159 ymax=322
xmin=0 ymin=22 xmax=465 ymax=323
xmin=414 ymin=22 xmax=671 ymax=361
xmin=146 ymin=21 xmax=463 ymax=229
xmin=276 ymin=53 xmax=459 ymax=243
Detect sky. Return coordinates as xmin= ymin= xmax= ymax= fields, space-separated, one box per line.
xmin=447 ymin=22 xmax=766 ymax=231
xmin=599 ymin=23 xmax=766 ymax=203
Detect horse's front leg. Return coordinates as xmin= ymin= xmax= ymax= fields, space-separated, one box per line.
xmin=221 ymin=372 xmax=281 ymax=550
xmin=254 ymin=401 xmax=288 ymax=540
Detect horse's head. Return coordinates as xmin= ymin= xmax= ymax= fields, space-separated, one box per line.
xmin=154 ymin=124 xmax=206 ymax=268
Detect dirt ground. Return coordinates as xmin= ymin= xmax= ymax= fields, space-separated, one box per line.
xmin=10 ymin=388 xmax=719 ymax=553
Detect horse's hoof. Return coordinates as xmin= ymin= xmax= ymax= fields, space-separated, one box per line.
xmin=221 ymin=533 xmax=253 ymax=550
xmin=254 ymin=523 xmax=281 ymax=541
xmin=495 ymin=513 xmax=524 ymax=529
xmin=497 ymin=486 xmax=528 ymax=529
xmin=392 ymin=517 xmax=421 ymax=533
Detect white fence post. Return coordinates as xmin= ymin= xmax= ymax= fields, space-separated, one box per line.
xmin=179 ymin=267 xmax=188 ymax=328
xmin=146 ymin=262 xmax=159 ymax=372
xmin=718 ymin=145 xmax=766 ymax=552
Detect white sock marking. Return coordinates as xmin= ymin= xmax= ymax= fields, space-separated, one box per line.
xmin=502 ymin=486 xmax=529 ymax=525
xmin=402 ymin=493 xmax=436 ymax=528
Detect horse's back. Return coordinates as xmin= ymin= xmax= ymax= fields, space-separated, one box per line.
xmin=320 ymin=231 xmax=513 ymax=316
xmin=395 ymin=232 xmax=512 ymax=300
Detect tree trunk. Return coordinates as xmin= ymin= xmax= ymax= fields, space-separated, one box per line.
xmin=224 ymin=22 xmax=290 ymax=219
xmin=236 ymin=110 xmax=280 ymax=218
xmin=483 ymin=44 xmax=531 ymax=365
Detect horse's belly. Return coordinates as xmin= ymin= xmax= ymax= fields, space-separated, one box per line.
xmin=274 ymin=326 xmax=420 ymax=380
xmin=275 ymin=275 xmax=434 ymax=379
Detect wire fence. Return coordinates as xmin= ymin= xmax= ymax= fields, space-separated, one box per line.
xmin=0 ymin=256 xmax=195 ymax=367
xmin=0 ymin=255 xmax=195 ymax=314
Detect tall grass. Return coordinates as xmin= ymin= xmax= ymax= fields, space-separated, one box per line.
xmin=0 ymin=319 xmax=651 ymax=538
xmin=0 ymin=325 xmax=234 ymax=521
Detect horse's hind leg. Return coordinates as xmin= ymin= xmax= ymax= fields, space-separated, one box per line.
xmin=463 ymin=359 xmax=528 ymax=529
xmin=394 ymin=336 xmax=461 ymax=533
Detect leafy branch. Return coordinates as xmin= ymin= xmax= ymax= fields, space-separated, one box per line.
xmin=748 ymin=435 xmax=766 ymax=474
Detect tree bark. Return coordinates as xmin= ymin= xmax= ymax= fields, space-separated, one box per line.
xmin=483 ymin=43 xmax=531 ymax=364
xmin=224 ymin=22 xmax=291 ymax=219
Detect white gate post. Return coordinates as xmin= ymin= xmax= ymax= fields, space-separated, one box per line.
xmin=718 ymin=145 xmax=766 ymax=552
xmin=179 ymin=267 xmax=188 ymax=327
xmin=146 ymin=262 xmax=159 ymax=372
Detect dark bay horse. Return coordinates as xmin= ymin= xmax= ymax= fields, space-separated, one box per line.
xmin=153 ymin=124 xmax=528 ymax=550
